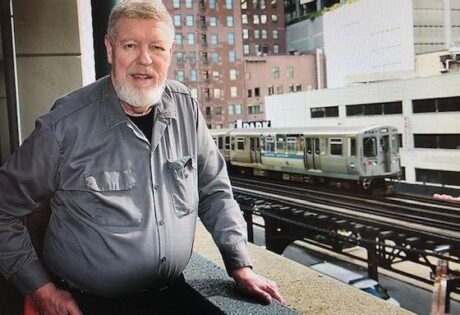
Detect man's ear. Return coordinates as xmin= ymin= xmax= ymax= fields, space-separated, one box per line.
xmin=104 ymin=35 xmax=113 ymax=65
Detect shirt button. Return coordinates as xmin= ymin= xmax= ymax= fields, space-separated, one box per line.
xmin=161 ymin=256 xmax=167 ymax=263
xmin=158 ymin=220 xmax=164 ymax=226
xmin=154 ymin=184 xmax=159 ymax=190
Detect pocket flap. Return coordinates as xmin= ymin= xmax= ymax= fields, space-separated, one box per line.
xmin=85 ymin=170 xmax=136 ymax=191
xmin=167 ymin=156 xmax=197 ymax=170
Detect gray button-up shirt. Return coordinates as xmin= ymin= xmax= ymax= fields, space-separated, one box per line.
xmin=0 ymin=76 xmax=251 ymax=297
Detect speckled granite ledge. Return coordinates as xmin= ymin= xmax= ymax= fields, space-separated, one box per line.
xmin=184 ymin=253 xmax=297 ymax=314
xmin=191 ymin=222 xmax=413 ymax=315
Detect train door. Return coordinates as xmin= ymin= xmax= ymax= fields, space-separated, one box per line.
xmin=304 ymin=137 xmax=321 ymax=170
xmin=250 ymin=137 xmax=261 ymax=163
xmin=382 ymin=135 xmax=391 ymax=172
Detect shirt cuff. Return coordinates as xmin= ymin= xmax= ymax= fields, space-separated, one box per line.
xmin=8 ymin=260 xmax=51 ymax=295
xmin=220 ymin=241 xmax=253 ymax=276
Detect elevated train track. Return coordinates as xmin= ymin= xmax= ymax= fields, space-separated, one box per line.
xmin=230 ymin=176 xmax=460 ymax=305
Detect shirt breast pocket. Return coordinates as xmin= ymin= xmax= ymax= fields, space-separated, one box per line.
xmin=166 ymin=156 xmax=198 ymax=218
xmin=84 ymin=170 xmax=143 ymax=228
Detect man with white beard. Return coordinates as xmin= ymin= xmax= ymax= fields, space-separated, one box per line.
xmin=0 ymin=1 xmax=285 ymax=314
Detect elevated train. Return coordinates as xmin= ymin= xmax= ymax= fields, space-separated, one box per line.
xmin=210 ymin=125 xmax=401 ymax=193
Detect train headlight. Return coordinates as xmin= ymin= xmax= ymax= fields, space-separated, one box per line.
xmin=349 ymin=162 xmax=356 ymax=169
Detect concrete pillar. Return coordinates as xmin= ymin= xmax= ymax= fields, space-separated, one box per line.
xmin=444 ymin=0 xmax=452 ymax=49
xmin=13 ymin=0 xmax=95 ymax=139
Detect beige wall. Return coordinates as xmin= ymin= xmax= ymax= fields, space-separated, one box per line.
xmin=13 ymin=0 xmax=95 ymax=139
xmin=245 ymin=54 xmax=317 ymax=122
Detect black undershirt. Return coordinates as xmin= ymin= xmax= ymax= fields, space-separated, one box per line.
xmin=128 ymin=109 xmax=154 ymax=142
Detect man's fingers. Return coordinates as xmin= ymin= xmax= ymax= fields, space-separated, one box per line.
xmin=252 ymin=286 xmax=273 ymax=305
xmin=264 ymin=283 xmax=286 ymax=305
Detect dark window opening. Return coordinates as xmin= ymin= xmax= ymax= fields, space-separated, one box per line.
xmin=311 ymin=106 xmax=339 ymax=118
xmin=347 ymin=102 xmax=402 ymax=116
xmin=414 ymin=134 xmax=460 ymax=149
xmin=254 ymin=87 xmax=260 ymax=97
xmin=413 ymin=96 xmax=460 ymax=113
xmin=416 ymin=168 xmax=460 ymax=186
xmin=363 ymin=137 xmax=377 ymax=157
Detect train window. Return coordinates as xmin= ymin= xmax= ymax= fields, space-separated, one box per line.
xmin=363 ymin=137 xmax=377 ymax=157
xmin=350 ymin=138 xmax=356 ymax=156
xmin=329 ymin=138 xmax=342 ymax=156
xmin=262 ymin=135 xmax=275 ymax=152
xmin=315 ymin=138 xmax=320 ymax=155
xmin=306 ymin=138 xmax=312 ymax=154
xmin=276 ymin=135 xmax=285 ymax=153
xmin=225 ymin=136 xmax=230 ymax=150
xmin=236 ymin=137 xmax=245 ymax=150
xmin=286 ymin=135 xmax=301 ymax=152
xmin=218 ymin=137 xmax=223 ymax=150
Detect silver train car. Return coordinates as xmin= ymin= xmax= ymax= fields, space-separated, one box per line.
xmin=210 ymin=125 xmax=401 ymax=192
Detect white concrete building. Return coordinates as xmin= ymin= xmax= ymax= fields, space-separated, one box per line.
xmin=322 ymin=0 xmax=460 ymax=88
xmin=265 ymin=73 xmax=460 ymax=189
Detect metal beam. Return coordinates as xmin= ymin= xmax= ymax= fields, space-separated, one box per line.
xmin=0 ymin=0 xmax=19 ymax=152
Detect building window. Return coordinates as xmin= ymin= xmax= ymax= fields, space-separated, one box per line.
xmin=413 ymin=96 xmax=460 ymax=113
xmin=272 ymin=15 xmax=278 ymax=23
xmin=211 ymin=34 xmax=218 ymax=45
xmin=242 ymin=14 xmax=248 ymax=24
xmin=209 ymin=0 xmax=216 ymax=9
xmin=249 ymin=105 xmax=261 ymax=114
xmin=261 ymin=29 xmax=267 ymax=39
xmin=273 ymin=45 xmax=279 ymax=54
xmin=185 ymin=0 xmax=192 ymax=8
xmin=204 ymin=88 xmax=210 ymax=99
xmin=205 ymin=106 xmax=211 ymax=118
xmin=174 ymin=14 xmax=181 ymax=27
xmin=227 ymin=33 xmax=235 ymax=45
xmin=229 ymin=51 xmax=237 ymax=62
xmin=173 ymin=0 xmax=180 ymax=9
xmin=253 ymin=15 xmax=259 ymax=24
xmin=287 ymin=66 xmax=293 ymax=78
xmin=186 ymin=15 xmax=194 ymax=26
xmin=296 ymin=85 xmax=302 ymax=92
xmin=210 ymin=16 xmax=217 ymax=26
xmin=254 ymin=87 xmax=260 ymax=97
xmin=175 ymin=33 xmax=183 ymax=45
xmin=212 ymin=70 xmax=220 ymax=80
xmin=241 ymin=0 xmax=247 ymax=9
xmin=228 ymin=104 xmax=234 ymax=115
xmin=261 ymin=15 xmax=267 ymax=24
xmin=254 ymin=30 xmax=260 ymax=39
xmin=190 ymin=69 xmax=197 ymax=81
xmin=187 ymin=33 xmax=195 ymax=45
xmin=273 ymin=30 xmax=279 ymax=39
xmin=247 ymin=89 xmax=252 ymax=97
xmin=415 ymin=169 xmax=460 ymax=186
xmin=268 ymin=86 xmax=274 ymax=95
xmin=190 ymin=88 xmax=198 ymax=98
xmin=188 ymin=51 xmax=196 ymax=64
xmin=414 ymin=134 xmax=460 ymax=149
xmin=235 ymin=104 xmax=242 ymax=114
xmin=243 ymin=45 xmax=250 ymax=55
xmin=346 ymin=102 xmax=402 ymax=116
xmin=230 ymin=86 xmax=238 ymax=97
xmin=215 ymin=107 xmax=222 ymax=115
xmin=212 ymin=52 xmax=220 ymax=63
xmin=272 ymin=66 xmax=280 ymax=79
xmin=276 ymin=85 xmax=283 ymax=94
xmin=227 ymin=16 xmax=234 ymax=27
xmin=203 ymin=70 xmax=210 ymax=81
xmin=176 ymin=70 xmax=185 ymax=82
xmin=229 ymin=69 xmax=237 ymax=80
xmin=270 ymin=0 xmax=277 ymax=8
xmin=175 ymin=52 xmax=184 ymax=64
xmin=226 ymin=0 xmax=233 ymax=9
xmin=213 ymin=88 xmax=221 ymax=98
xmin=311 ymin=106 xmax=339 ymax=118
xmin=243 ymin=29 xmax=249 ymax=39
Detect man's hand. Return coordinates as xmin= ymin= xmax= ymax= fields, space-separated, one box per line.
xmin=31 ymin=282 xmax=83 ymax=315
xmin=232 ymin=267 xmax=286 ymax=305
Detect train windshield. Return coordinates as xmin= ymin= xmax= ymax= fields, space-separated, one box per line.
xmin=363 ymin=137 xmax=377 ymax=157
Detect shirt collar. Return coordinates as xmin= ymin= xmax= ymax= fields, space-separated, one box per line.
xmin=101 ymin=76 xmax=177 ymax=129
